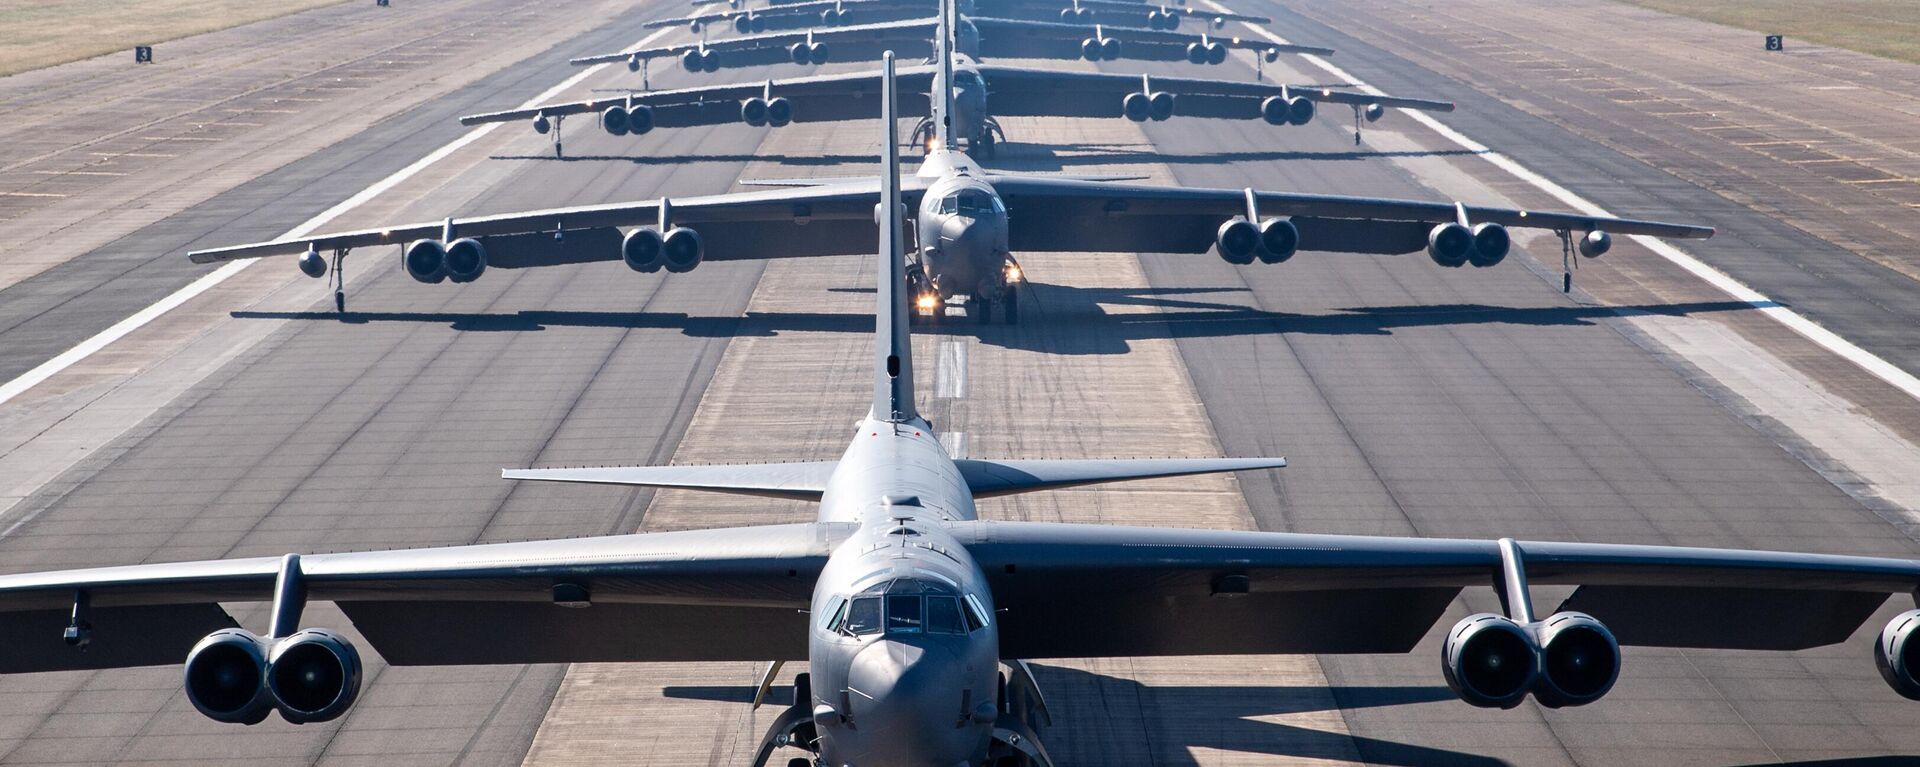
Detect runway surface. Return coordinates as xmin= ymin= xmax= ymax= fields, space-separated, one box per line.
xmin=2 ymin=0 xmax=1920 ymax=764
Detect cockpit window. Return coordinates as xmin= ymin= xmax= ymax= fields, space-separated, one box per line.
xmin=885 ymin=594 xmax=923 ymax=633
xmin=939 ymin=191 xmax=999 ymax=216
xmin=953 ymin=71 xmax=979 ymax=87
xmin=925 ymin=596 xmax=964 ymax=634
xmin=963 ymin=594 xmax=989 ymax=631
xmin=819 ymin=595 xmax=848 ymax=631
xmin=844 ymin=597 xmax=883 ymax=635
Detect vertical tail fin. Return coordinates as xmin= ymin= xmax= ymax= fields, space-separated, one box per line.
xmin=871 ymin=52 xmax=918 ymax=424
xmin=934 ymin=0 xmax=957 ymax=150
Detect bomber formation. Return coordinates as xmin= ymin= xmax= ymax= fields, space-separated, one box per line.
xmin=5 ymin=0 xmax=1919 ymax=765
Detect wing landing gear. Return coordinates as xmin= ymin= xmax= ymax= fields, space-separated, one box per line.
xmin=1556 ymin=228 xmax=1575 ymax=293
xmin=550 ymin=114 xmax=566 ymax=159
xmin=330 ymin=247 xmax=351 ymax=314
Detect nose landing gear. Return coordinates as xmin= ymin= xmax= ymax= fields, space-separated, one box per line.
xmin=751 ymin=672 xmax=819 ymax=767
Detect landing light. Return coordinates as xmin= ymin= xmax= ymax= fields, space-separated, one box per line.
xmin=916 ymin=294 xmax=938 ymax=311
xmin=1004 ymin=263 xmax=1022 ymax=282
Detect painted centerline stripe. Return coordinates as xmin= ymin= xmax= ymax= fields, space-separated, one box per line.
xmin=1207 ymin=0 xmax=1920 ymax=403
xmin=0 ymin=24 xmax=677 ymax=409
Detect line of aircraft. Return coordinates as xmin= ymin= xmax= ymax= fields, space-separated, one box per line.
xmin=6 ymin=2 xmax=1915 ymax=766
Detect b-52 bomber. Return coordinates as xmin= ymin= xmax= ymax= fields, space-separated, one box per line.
xmin=468 ymin=0 xmax=1443 ymax=158
xmin=25 ymin=58 xmax=1920 ymax=767
xmin=654 ymin=0 xmax=1265 ymax=35
xmin=198 ymin=5 xmax=1702 ymax=323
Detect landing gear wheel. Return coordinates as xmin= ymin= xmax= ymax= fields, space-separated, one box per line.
xmin=976 ymin=131 xmax=997 ymax=160
xmin=334 ymin=289 xmax=346 ymax=314
xmin=791 ymin=673 xmax=811 ymax=709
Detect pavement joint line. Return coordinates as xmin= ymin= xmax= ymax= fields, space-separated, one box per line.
xmin=0 ymin=24 xmax=679 ymax=410
xmin=1208 ymin=0 xmax=1920 ymax=405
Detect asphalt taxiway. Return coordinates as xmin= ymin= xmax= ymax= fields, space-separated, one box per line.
xmin=4 ymin=0 xmax=1920 ymax=764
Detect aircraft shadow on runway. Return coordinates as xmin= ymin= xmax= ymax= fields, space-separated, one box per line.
xmin=233 ymin=287 xmax=1762 ymax=356
xmin=663 ymin=665 xmax=1504 ymax=766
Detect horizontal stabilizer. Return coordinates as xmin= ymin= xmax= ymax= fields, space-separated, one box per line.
xmin=742 ymin=172 xmax=1146 ymax=188
xmin=503 ymin=461 xmax=839 ymax=501
xmin=956 ymin=457 xmax=1284 ymax=499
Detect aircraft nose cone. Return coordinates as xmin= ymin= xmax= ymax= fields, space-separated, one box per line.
xmin=836 ymin=639 xmax=982 ymax=766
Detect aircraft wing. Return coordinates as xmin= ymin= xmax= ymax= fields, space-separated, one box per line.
xmin=504 ymin=461 xmax=842 ymax=501
xmin=187 ymin=178 xmax=923 ymax=265
xmin=950 ymin=521 xmax=1919 ymax=658
xmin=982 ymin=174 xmax=1713 ymax=255
xmin=975 ymin=64 xmax=1452 ymax=120
xmin=571 ymin=17 xmax=938 ymax=68
xmin=459 ymin=67 xmax=935 ymax=129
xmin=972 ymin=16 xmax=1334 ymax=60
xmin=0 ymin=522 xmax=855 ymax=671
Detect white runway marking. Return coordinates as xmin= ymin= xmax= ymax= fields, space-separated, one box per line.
xmin=1207 ymin=0 xmax=1920 ymax=404
xmin=935 ymin=340 xmax=968 ymax=399
xmin=0 ymin=25 xmax=677 ymax=409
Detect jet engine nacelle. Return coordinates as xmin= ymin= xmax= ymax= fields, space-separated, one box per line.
xmin=1083 ymin=37 xmax=1120 ymax=60
xmin=404 ymin=239 xmax=448 ymax=283
xmin=1578 ymin=230 xmax=1611 ymax=259
xmin=1146 ymin=91 xmax=1174 ymax=121
xmin=742 ymin=97 xmax=770 ymax=126
xmin=1122 ymin=92 xmax=1151 ymax=122
xmin=184 ymin=629 xmax=274 ymax=725
xmin=663 ymin=227 xmax=704 ymax=273
xmin=623 ymin=227 xmax=666 ymax=272
xmin=682 ymin=48 xmax=720 ymax=72
xmin=1531 ymin=612 xmax=1619 ymax=708
xmin=628 ymin=104 xmax=655 ymax=135
xmin=1469 ymin=222 xmax=1509 ymax=267
xmin=298 ymin=248 xmax=328 ymax=278
xmin=443 ymin=237 xmax=487 ymax=283
xmin=266 ymin=629 xmax=363 ymax=724
xmin=1184 ymin=42 xmax=1206 ymax=64
xmin=1257 ymin=217 xmax=1298 ymax=263
xmin=733 ymin=13 xmax=766 ymax=33
xmin=1441 ymin=614 xmax=1537 ymax=709
xmin=766 ymin=96 xmax=792 ymax=126
xmin=1426 ymin=222 xmax=1472 ymax=268
xmin=532 ymin=113 xmax=551 ymax=134
xmin=1059 ymin=7 xmax=1093 ymax=22
xmin=1260 ymin=95 xmax=1313 ymax=126
xmin=1215 ymin=218 xmax=1258 ymax=265
xmin=1876 ymin=609 xmax=1920 ymax=700
xmin=788 ymin=42 xmax=828 ymax=65
xmin=821 ymin=8 xmax=850 ymax=24
xmin=1364 ymin=103 xmax=1385 ymax=122
xmin=627 ymin=54 xmax=643 ymax=72
xmin=601 ymin=105 xmax=631 ymax=136
xmin=1148 ymin=9 xmax=1177 ymax=29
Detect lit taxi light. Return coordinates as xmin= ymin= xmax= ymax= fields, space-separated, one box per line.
xmin=916 ymin=294 xmax=938 ymax=312
xmin=1003 ymin=263 xmax=1022 ymax=282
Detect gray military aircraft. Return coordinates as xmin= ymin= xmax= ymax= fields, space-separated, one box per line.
xmin=196 ymin=1 xmax=1702 ymax=323
xmin=22 ymin=56 xmax=1920 ymax=767
xmin=466 ymin=27 xmax=1441 ymax=159
xmin=652 ymin=0 xmax=1264 ymax=35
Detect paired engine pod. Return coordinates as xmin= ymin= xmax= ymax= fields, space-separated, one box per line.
xmin=790 ymin=41 xmax=811 ymax=65
xmin=184 ymin=629 xmax=273 ymax=725
xmin=766 ymin=97 xmax=793 ymax=127
xmin=404 ymin=239 xmax=449 ymax=283
xmin=702 ymin=49 xmax=722 ymax=71
xmin=1215 ymin=219 xmax=1259 ymax=265
xmin=628 ymin=104 xmax=655 ymax=135
xmin=741 ymin=97 xmax=770 ymax=126
xmin=1205 ymin=41 xmax=1228 ymax=65
xmin=600 ymin=105 xmax=631 ymax=136
xmin=663 ymin=227 xmax=705 ymax=273
xmin=444 ymin=237 xmax=486 ymax=283
xmin=1531 ymin=612 xmax=1620 ymax=708
xmin=1257 ymin=217 xmax=1298 ymax=263
xmin=623 ymin=227 xmax=666 ymax=272
xmin=1185 ymin=42 xmax=1208 ymax=64
xmin=1122 ymin=92 xmax=1151 ymax=122
xmin=298 ymin=248 xmax=328 ymax=279
xmin=1578 ymin=229 xmax=1612 ymax=259
xmin=1441 ymin=613 xmax=1538 ymax=709
xmin=1148 ymin=91 xmax=1175 ymax=121
xmin=1876 ymin=609 xmax=1920 ymax=700
xmin=1285 ymin=96 xmax=1314 ymax=126
xmin=1100 ymin=37 xmax=1121 ymax=60
xmin=1081 ymin=37 xmax=1103 ymax=61
xmin=1469 ymin=222 xmax=1510 ymax=267
xmin=1426 ymin=222 xmax=1473 ymax=268
xmin=267 ymin=629 xmax=363 ymax=724
xmin=681 ymin=48 xmax=705 ymax=71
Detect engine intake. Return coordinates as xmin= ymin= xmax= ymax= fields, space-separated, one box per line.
xmin=742 ymin=97 xmax=769 ymax=126
xmin=1364 ymin=103 xmax=1385 ymax=122
xmin=532 ymin=113 xmax=551 ymax=134
xmin=1877 ymin=609 xmax=1920 ymax=700
xmin=266 ymin=629 xmax=363 ymax=724
xmin=601 ymin=105 xmax=631 ymax=136
xmin=1257 ymin=217 xmax=1298 ymax=263
xmin=1441 ymin=613 xmax=1537 ymax=709
xmin=1578 ymin=230 xmax=1611 ymax=259
xmin=298 ymin=248 xmax=327 ymax=279
xmin=1469 ymin=222 xmax=1509 ymax=267
xmin=623 ymin=227 xmax=666 ymax=272
xmin=444 ymin=237 xmax=487 ymax=283
xmin=1531 ymin=612 xmax=1619 ymax=708
xmin=184 ymin=629 xmax=273 ymax=725
xmin=404 ymin=239 xmax=448 ymax=283
xmin=766 ymin=97 xmax=792 ymax=126
xmin=1261 ymin=95 xmax=1313 ymax=126
xmin=1215 ymin=219 xmax=1258 ymax=265
xmin=1426 ymin=222 xmax=1472 ymax=268
xmin=663 ymin=227 xmax=705 ymax=273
